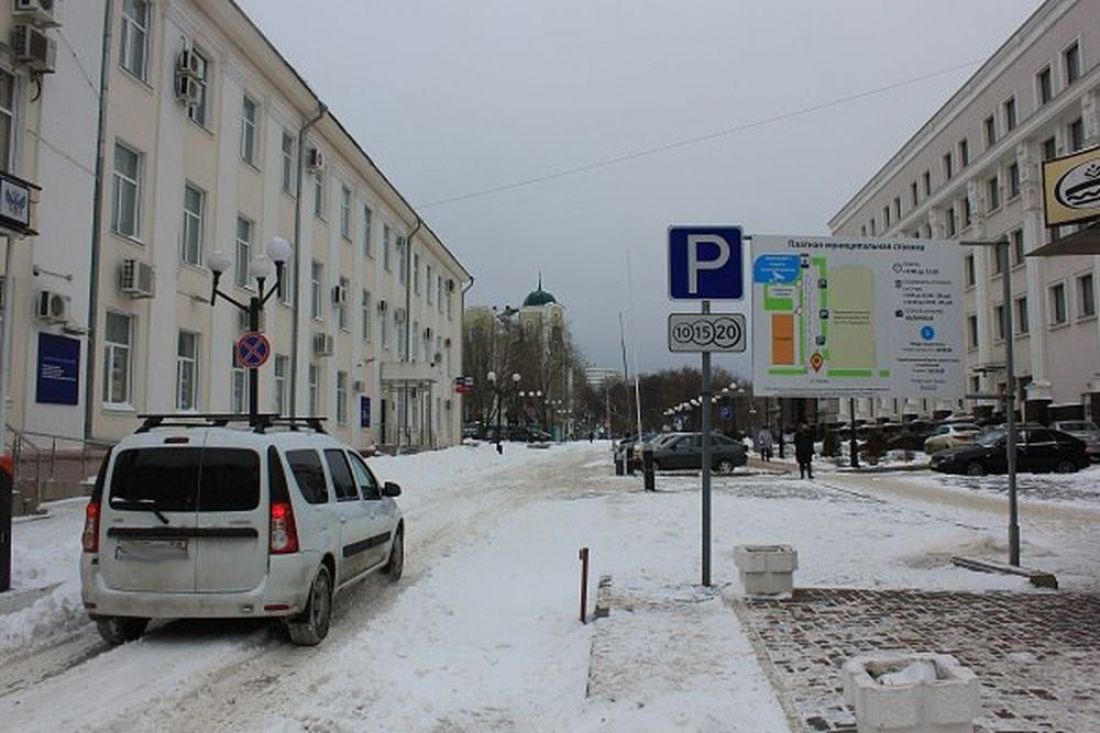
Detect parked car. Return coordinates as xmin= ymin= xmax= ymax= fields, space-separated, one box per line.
xmin=649 ymin=432 xmax=748 ymax=473
xmin=929 ymin=427 xmax=1088 ymax=476
xmin=923 ymin=423 xmax=982 ymax=453
xmin=886 ymin=431 xmax=932 ymax=453
xmin=81 ymin=416 xmax=404 ymax=647
xmin=1050 ymin=420 xmax=1100 ymax=462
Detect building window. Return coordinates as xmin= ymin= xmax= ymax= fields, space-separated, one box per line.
xmin=994 ymin=304 xmax=1006 ymax=341
xmin=395 ymin=311 xmax=406 ymax=356
xmin=176 ymin=331 xmax=199 ymax=411
xmin=119 ymin=0 xmax=149 ymax=81
xmin=112 ymin=143 xmax=142 ymax=239
xmin=188 ymin=49 xmax=210 ymax=127
xmin=1068 ymin=118 xmax=1084 ymax=152
xmin=986 ymin=176 xmax=1000 ymax=213
xmin=382 ymin=224 xmax=392 ymax=271
xmin=363 ymin=205 xmax=373 ymax=257
xmin=240 ymin=96 xmax=258 ymax=165
xmin=103 ymin=312 xmax=133 ymax=405
xmin=1037 ymin=65 xmax=1053 ymax=106
xmin=447 ymin=284 xmax=453 ymax=320
xmin=946 ymin=207 xmax=956 ymax=237
xmin=277 ymin=251 xmax=292 ymax=303
xmin=992 ymin=242 xmax=1007 ymax=275
xmin=883 ymin=205 xmax=891 ymax=228
xmin=983 ymin=115 xmax=996 ymax=149
xmin=893 ymin=197 xmax=901 ymax=221
xmin=338 ymin=276 xmax=349 ymax=331
xmin=1064 ymin=41 xmax=1081 ymax=85
xmin=1079 ymin=273 xmax=1095 ymax=318
xmin=414 ymin=253 xmax=421 ymax=294
xmin=313 ymin=171 xmax=324 ymax=218
xmin=962 ymin=197 xmax=972 ymax=228
xmin=181 ymin=183 xmax=204 ymax=266
xmin=1042 ymin=136 xmax=1057 ymax=161
xmin=230 ymin=347 xmax=246 ymax=414
xmin=274 ymin=354 xmax=289 ymax=416
xmin=964 ymin=254 xmax=975 ymax=287
xmin=1003 ymin=97 xmax=1017 ymax=131
xmin=1007 ymin=162 xmax=1020 ymax=199
xmin=869 ymin=219 xmax=876 ymax=235
xmin=943 ymin=151 xmax=953 ymax=180
xmin=860 ymin=225 xmax=866 ymax=236
xmin=310 ymin=260 xmax=323 ymax=320
xmin=336 ymin=371 xmax=348 ymax=425
xmin=958 ymin=139 xmax=969 ymax=168
xmin=1011 ymin=229 xmax=1025 ymax=265
xmin=411 ymin=320 xmax=420 ymax=362
xmin=361 ymin=290 xmax=371 ymax=341
xmin=910 ymin=182 xmax=918 ymax=207
xmin=381 ymin=306 xmax=390 ymax=349
xmin=235 ymin=216 xmax=253 ymax=288
xmin=308 ymin=364 xmax=320 ymax=415
xmin=1050 ymin=282 xmax=1067 ymax=325
xmin=437 ymin=275 xmax=444 ymax=313
xmin=281 ymin=132 xmax=295 ymax=193
xmin=967 ymin=314 xmax=978 ymax=349
xmin=0 ymin=71 xmax=13 ymax=172
xmin=397 ymin=236 xmax=408 ymax=284
xmin=426 ymin=264 xmax=434 ymax=303
xmin=340 ymin=185 xmax=351 ymax=239
xmin=1015 ymin=296 xmax=1029 ymax=334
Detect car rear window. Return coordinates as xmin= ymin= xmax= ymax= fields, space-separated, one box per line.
xmin=108 ymin=447 xmax=260 ymax=512
xmin=286 ymin=449 xmax=329 ymax=505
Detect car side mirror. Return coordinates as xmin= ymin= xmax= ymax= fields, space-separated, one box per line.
xmin=382 ymin=481 xmax=401 ymax=498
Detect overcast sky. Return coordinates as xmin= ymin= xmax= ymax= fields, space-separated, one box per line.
xmin=238 ymin=0 xmax=1042 ymax=379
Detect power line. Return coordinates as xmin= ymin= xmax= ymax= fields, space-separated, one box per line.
xmin=419 ymin=58 xmax=984 ymax=209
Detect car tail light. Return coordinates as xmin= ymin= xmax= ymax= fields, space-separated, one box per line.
xmin=82 ymin=499 xmax=100 ymax=553
xmin=269 ymin=500 xmax=299 ymax=554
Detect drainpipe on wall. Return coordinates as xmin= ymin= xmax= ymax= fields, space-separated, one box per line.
xmin=289 ymin=103 xmax=326 ymax=417
xmin=83 ymin=0 xmax=114 ymax=442
xmin=460 ymin=275 xmax=475 ymax=427
xmin=397 ymin=216 xmax=421 ymax=452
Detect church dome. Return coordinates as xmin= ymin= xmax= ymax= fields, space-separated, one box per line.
xmin=522 ymin=276 xmax=558 ymax=308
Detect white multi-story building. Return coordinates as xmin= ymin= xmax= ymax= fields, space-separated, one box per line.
xmin=2 ymin=0 xmax=471 ymax=453
xmin=829 ymin=0 xmax=1100 ymax=425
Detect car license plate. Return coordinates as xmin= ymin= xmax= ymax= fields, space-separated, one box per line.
xmin=116 ymin=539 xmax=189 ymax=562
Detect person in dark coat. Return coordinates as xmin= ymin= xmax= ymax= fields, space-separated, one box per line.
xmin=794 ymin=423 xmax=815 ymax=479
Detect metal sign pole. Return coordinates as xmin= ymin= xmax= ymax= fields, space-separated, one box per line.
xmin=1001 ymin=239 xmax=1019 ymax=566
xmin=701 ymin=299 xmax=712 ymax=587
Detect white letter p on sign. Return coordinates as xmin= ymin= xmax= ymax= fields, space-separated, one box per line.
xmin=686 ymin=234 xmax=730 ymax=295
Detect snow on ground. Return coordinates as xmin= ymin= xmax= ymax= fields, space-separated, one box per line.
xmin=1 ymin=441 xmax=1097 ymax=731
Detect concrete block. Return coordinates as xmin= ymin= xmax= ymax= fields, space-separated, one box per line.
xmin=842 ymin=653 xmax=980 ymax=733
xmin=733 ymin=544 xmax=797 ymax=596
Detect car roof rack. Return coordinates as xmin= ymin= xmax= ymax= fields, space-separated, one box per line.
xmin=136 ymin=413 xmax=328 ymax=435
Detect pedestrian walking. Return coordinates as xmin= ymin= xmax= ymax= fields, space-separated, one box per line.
xmin=757 ymin=427 xmax=774 ymax=462
xmin=794 ymin=423 xmax=815 ymax=479
xmin=588 ymin=431 xmax=594 ymax=443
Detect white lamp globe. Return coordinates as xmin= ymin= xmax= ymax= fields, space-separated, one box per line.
xmin=206 ymin=250 xmax=232 ymax=275
xmin=251 ymin=254 xmax=277 ymax=282
xmin=487 ymin=371 xmax=497 ymax=383
xmin=511 ymin=373 xmax=521 ymax=383
xmin=266 ymin=236 xmax=293 ymax=264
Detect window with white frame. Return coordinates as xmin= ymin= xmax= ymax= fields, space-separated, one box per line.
xmin=909 ymin=181 xmax=918 ymax=207
xmin=993 ymin=304 xmax=1006 ymax=341
xmin=983 ymin=115 xmax=996 ymax=149
xmin=447 ymin=284 xmax=453 ymax=320
xmin=383 ymin=224 xmax=392 ymax=270
xmin=277 ymin=252 xmax=292 ymax=303
xmin=992 ymin=241 xmax=1007 ymax=276
xmin=414 ymin=253 xmax=421 ymax=294
xmin=1003 ymin=97 xmax=1017 ymax=131
xmin=241 ymin=95 xmax=258 ymax=165
xmin=437 ymin=275 xmax=443 ymax=313
xmin=361 ymin=289 xmax=371 ymax=341
xmin=1011 ymin=229 xmax=1025 ymax=265
xmin=310 ymin=260 xmax=323 ymax=320
xmin=1015 ymin=296 xmax=1029 ymax=334
xmin=987 ymin=176 xmax=1000 ymax=212
xmin=1037 ymin=65 xmax=1053 ymax=106
xmin=411 ymin=320 xmax=419 ymax=362
xmin=1078 ymin=273 xmax=1095 ymax=318
xmin=1068 ymin=118 xmax=1084 ymax=152
xmin=181 ymin=183 xmax=204 ymax=266
xmin=336 ymin=371 xmax=348 ymax=424
xmin=398 ymin=236 xmax=408 ymax=284
xmin=922 ymin=170 xmax=931 ymax=197
xmin=381 ymin=306 xmax=390 ymax=348
xmin=1064 ymin=41 xmax=1081 ymax=85
xmin=188 ymin=49 xmax=210 ymax=127
xmin=964 ymin=254 xmax=975 ymax=288
xmin=963 ymin=197 xmax=972 ymax=228
xmin=120 ymin=0 xmax=149 ymax=80
xmin=235 ymin=216 xmax=253 ymax=288
xmin=396 ymin=310 xmax=406 ymax=355
xmin=946 ymin=206 xmax=956 ymax=237
xmin=1050 ymin=282 xmax=1067 ymax=325
xmin=281 ymin=131 xmax=295 ymax=193
xmin=274 ymin=354 xmax=289 ymax=416
xmin=1008 ymin=162 xmax=1020 ymax=199
xmin=943 ymin=151 xmax=953 ymax=180
xmin=176 ymin=331 xmax=200 ymax=410
xmin=112 ymin=143 xmax=142 ymax=239
xmin=338 ymin=276 xmax=350 ymax=331
xmin=230 ymin=346 xmax=246 ymax=413
xmin=363 ymin=205 xmax=373 ymax=257
xmin=313 ymin=171 xmax=324 ymax=218
xmin=892 ymin=197 xmax=900 ymax=221
xmin=340 ymin=185 xmax=351 ymax=239
xmin=426 ymin=264 xmax=433 ymax=303
xmin=958 ymin=138 xmax=969 ymax=168
xmin=308 ymin=363 xmax=320 ymax=415
xmin=967 ymin=314 xmax=978 ymax=349
xmin=103 ymin=312 xmax=133 ymax=405
xmin=0 ymin=71 xmax=13 ymax=173
xmin=1042 ymin=136 xmax=1057 ymax=161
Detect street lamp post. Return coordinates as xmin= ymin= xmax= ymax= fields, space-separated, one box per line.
xmin=206 ymin=237 xmax=292 ymax=429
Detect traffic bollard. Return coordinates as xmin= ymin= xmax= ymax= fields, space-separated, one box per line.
xmin=578 ymin=546 xmax=590 ymax=624
xmin=642 ymin=446 xmax=655 ymax=492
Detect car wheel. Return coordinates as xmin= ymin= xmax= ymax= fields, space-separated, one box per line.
xmin=288 ymin=563 xmax=333 ymax=646
xmin=717 ymin=459 xmax=735 ymax=474
xmin=1055 ymin=459 xmax=1079 ymax=474
xmin=95 ymin=616 xmax=149 ymax=645
xmin=383 ymin=526 xmax=404 ymax=581
xmin=965 ymin=461 xmax=987 ymax=477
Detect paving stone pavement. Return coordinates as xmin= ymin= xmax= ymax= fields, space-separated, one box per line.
xmin=733 ymin=588 xmax=1100 ymax=732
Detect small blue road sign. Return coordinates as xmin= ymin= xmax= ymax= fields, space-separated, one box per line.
xmin=720 ymin=406 xmax=733 ymax=420
xmin=669 ymin=226 xmax=744 ymax=300
xmin=235 ymin=331 xmax=271 ymax=369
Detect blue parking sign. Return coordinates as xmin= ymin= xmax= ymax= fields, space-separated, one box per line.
xmin=669 ymin=226 xmax=744 ymax=300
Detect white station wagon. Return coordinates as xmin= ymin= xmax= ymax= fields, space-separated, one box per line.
xmin=81 ymin=415 xmax=404 ymax=646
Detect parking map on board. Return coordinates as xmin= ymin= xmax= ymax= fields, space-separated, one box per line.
xmin=751 ymin=235 xmax=965 ymax=399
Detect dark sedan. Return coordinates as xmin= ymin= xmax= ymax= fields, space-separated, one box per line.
xmin=650 ymin=432 xmax=747 ymax=473
xmin=930 ymin=427 xmax=1088 ymax=476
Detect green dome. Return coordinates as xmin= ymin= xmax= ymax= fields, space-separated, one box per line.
xmin=522 ymin=275 xmax=557 ymax=307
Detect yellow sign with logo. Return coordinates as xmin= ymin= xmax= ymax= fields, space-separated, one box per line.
xmin=1042 ymin=145 xmax=1100 ymax=227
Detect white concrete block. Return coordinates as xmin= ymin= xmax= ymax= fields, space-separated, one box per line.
xmin=842 ymin=653 xmax=980 ymax=733
xmin=733 ymin=545 xmax=797 ymax=596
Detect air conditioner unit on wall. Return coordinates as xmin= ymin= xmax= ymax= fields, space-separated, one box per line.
xmin=36 ymin=290 xmax=68 ymax=323
xmin=377 ymin=299 xmax=388 ymax=312
xmin=13 ymin=0 xmax=60 ymax=27
xmin=306 ymin=147 xmax=325 ymax=172
xmin=332 ymin=284 xmax=348 ymax=305
xmin=175 ymin=74 xmax=201 ymax=107
xmin=12 ymin=24 xmax=56 ymax=73
xmin=176 ymin=48 xmax=203 ymax=79
xmin=313 ymin=332 xmax=335 ymax=356
xmin=119 ymin=259 xmax=155 ymax=299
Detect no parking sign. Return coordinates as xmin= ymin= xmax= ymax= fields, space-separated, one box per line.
xmin=235 ymin=331 xmax=271 ymax=369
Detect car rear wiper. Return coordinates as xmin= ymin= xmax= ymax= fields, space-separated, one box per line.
xmin=110 ymin=498 xmax=170 ymax=525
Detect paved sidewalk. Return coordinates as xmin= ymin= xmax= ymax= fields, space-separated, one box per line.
xmin=733 ymin=588 xmax=1100 ymax=732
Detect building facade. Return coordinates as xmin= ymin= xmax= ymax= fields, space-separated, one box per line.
xmin=829 ymin=0 xmax=1100 ymax=425
xmin=2 ymin=0 xmax=470 ymax=452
